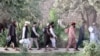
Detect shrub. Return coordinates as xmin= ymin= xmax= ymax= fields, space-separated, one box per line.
xmin=76 ymin=43 xmax=100 ymax=56
xmin=0 ymin=29 xmax=8 ymax=47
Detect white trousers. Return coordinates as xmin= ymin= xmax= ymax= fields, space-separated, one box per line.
xmin=50 ymin=38 xmax=56 ymax=48
xmin=90 ymin=33 xmax=98 ymax=44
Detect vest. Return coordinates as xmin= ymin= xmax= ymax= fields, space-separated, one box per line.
xmin=24 ymin=26 xmax=29 ymax=38
xmin=31 ymin=27 xmax=38 ymax=38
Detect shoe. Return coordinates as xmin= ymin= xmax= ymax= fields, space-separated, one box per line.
xmin=4 ymin=48 xmax=9 ymax=51
xmin=74 ymin=49 xmax=80 ymax=51
xmin=29 ymin=48 xmax=33 ymax=50
xmin=54 ymin=48 xmax=58 ymax=50
xmin=37 ymin=48 xmax=41 ymax=50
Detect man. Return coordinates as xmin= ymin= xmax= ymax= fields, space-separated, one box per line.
xmin=20 ymin=21 xmax=30 ymax=49
xmin=66 ymin=22 xmax=77 ymax=51
xmin=76 ymin=21 xmax=85 ymax=50
xmin=5 ymin=20 xmax=18 ymax=51
xmin=30 ymin=22 xmax=40 ymax=50
xmin=88 ymin=23 xmax=100 ymax=44
xmin=49 ymin=22 xmax=58 ymax=50
xmin=43 ymin=23 xmax=51 ymax=51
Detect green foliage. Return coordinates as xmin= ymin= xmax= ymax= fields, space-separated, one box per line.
xmin=77 ymin=43 xmax=100 ymax=56
xmin=0 ymin=30 xmax=8 ymax=47
xmin=0 ymin=0 xmax=42 ymax=22
xmin=53 ymin=0 xmax=71 ymax=13
xmin=83 ymin=43 xmax=96 ymax=56
xmin=95 ymin=45 xmax=100 ymax=56
xmin=16 ymin=19 xmax=26 ymax=39
xmin=49 ymin=8 xmax=58 ymax=22
xmin=28 ymin=0 xmax=42 ymax=20
xmin=0 ymin=0 xmax=29 ymax=20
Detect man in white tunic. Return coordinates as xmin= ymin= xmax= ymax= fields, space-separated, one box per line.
xmin=88 ymin=23 xmax=100 ymax=44
xmin=49 ymin=22 xmax=58 ymax=50
xmin=19 ymin=21 xmax=30 ymax=49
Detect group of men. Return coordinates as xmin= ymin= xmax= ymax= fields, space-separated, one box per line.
xmin=65 ymin=21 xmax=100 ymax=51
xmin=4 ymin=21 xmax=58 ymax=51
xmin=4 ymin=20 xmax=100 ymax=51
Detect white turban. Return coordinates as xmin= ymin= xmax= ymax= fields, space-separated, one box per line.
xmin=25 ymin=21 xmax=30 ymax=24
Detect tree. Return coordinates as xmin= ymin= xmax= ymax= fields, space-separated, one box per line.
xmin=0 ymin=0 xmax=28 ymax=20
xmin=53 ymin=0 xmax=98 ymax=27
xmin=80 ymin=1 xmax=97 ymax=27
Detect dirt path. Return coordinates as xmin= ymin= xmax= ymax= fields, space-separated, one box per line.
xmin=0 ymin=47 xmax=82 ymax=53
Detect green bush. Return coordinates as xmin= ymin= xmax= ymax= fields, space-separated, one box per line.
xmin=49 ymin=8 xmax=58 ymax=22
xmin=0 ymin=30 xmax=8 ymax=47
xmin=76 ymin=43 xmax=100 ymax=56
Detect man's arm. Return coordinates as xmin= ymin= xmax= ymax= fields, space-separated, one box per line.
xmin=8 ymin=25 xmax=13 ymax=36
xmin=49 ymin=28 xmax=57 ymax=38
xmin=32 ymin=27 xmax=39 ymax=37
xmin=22 ymin=27 xmax=25 ymax=39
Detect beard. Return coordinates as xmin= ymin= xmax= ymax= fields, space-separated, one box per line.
xmin=73 ymin=25 xmax=75 ymax=28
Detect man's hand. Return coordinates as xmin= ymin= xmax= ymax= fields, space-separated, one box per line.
xmin=55 ymin=36 xmax=57 ymax=39
xmin=37 ymin=34 xmax=40 ymax=37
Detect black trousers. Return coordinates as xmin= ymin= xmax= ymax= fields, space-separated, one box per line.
xmin=7 ymin=36 xmax=18 ymax=47
xmin=76 ymin=37 xmax=84 ymax=49
xmin=44 ymin=35 xmax=51 ymax=47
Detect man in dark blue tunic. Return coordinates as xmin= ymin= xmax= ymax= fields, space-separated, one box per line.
xmin=76 ymin=22 xmax=85 ymax=50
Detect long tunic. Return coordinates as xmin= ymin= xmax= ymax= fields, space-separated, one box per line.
xmin=88 ymin=26 xmax=99 ymax=44
xmin=76 ymin=25 xmax=85 ymax=49
xmin=7 ymin=24 xmax=17 ymax=47
xmin=22 ymin=26 xmax=29 ymax=39
xmin=43 ymin=27 xmax=51 ymax=46
xmin=67 ymin=26 xmax=76 ymax=47
xmin=8 ymin=24 xmax=16 ymax=37
xmin=31 ymin=26 xmax=39 ymax=38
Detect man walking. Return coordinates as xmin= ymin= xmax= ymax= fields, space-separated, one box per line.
xmin=30 ymin=22 xmax=40 ymax=50
xmin=76 ymin=21 xmax=85 ymax=50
